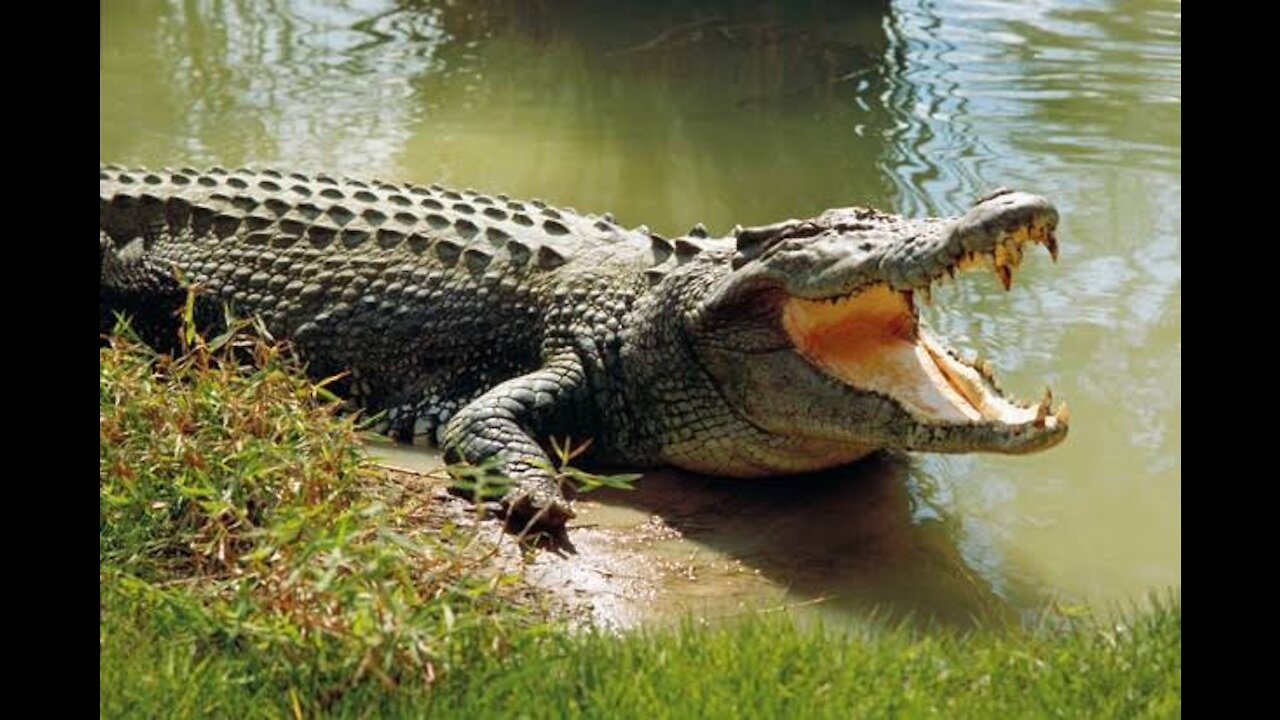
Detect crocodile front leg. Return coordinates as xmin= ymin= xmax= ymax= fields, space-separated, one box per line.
xmin=439 ymin=353 xmax=588 ymax=542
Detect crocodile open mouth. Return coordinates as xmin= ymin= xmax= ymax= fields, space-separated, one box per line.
xmin=781 ymin=226 xmax=1069 ymax=434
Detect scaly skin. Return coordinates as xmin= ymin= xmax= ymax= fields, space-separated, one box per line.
xmin=100 ymin=165 xmax=1069 ymax=543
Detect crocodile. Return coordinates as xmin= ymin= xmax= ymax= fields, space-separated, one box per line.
xmin=100 ymin=165 xmax=1069 ymax=544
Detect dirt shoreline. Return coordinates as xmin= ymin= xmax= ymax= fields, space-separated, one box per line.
xmin=375 ymin=461 xmax=700 ymax=630
xmin=369 ymin=442 xmax=1029 ymax=632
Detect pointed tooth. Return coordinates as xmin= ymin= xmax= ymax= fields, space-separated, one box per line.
xmin=1046 ymin=233 xmax=1059 ymax=262
xmin=975 ymin=357 xmax=994 ymax=379
xmin=1006 ymin=239 xmax=1024 ymax=267
xmin=996 ymin=262 xmax=1013 ymax=291
xmin=1054 ymin=402 xmax=1071 ymax=424
xmin=1035 ymin=388 xmax=1052 ymax=423
xmin=920 ymin=285 xmax=932 ymax=306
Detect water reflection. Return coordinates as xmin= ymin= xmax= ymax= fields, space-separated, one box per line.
xmin=396 ymin=0 xmax=904 ymax=232
xmin=584 ymin=453 xmax=1050 ymax=629
xmin=101 ymin=0 xmax=444 ymax=170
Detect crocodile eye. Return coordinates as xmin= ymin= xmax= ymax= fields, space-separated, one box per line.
xmin=732 ymin=220 xmax=817 ymax=269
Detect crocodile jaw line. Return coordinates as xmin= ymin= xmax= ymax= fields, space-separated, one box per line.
xmin=781 ymin=285 xmax=1067 ymax=431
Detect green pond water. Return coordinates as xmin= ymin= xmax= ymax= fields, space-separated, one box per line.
xmin=101 ymin=0 xmax=1180 ymax=628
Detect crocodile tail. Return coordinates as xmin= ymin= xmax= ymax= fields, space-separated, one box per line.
xmin=99 ymin=229 xmax=190 ymax=348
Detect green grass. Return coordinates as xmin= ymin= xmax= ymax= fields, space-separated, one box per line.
xmin=100 ymin=317 xmax=1180 ymax=718
xmin=103 ymin=592 xmax=1180 ymax=718
xmin=100 ymin=317 xmax=549 ymax=713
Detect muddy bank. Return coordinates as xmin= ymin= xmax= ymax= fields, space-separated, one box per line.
xmin=370 ymin=443 xmax=1034 ymax=631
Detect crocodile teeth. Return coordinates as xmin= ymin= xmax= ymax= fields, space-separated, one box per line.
xmin=1004 ymin=238 xmax=1024 ymax=267
xmin=919 ymin=285 xmax=932 ymax=306
xmin=1034 ymin=387 xmax=1053 ymax=425
xmin=975 ymin=356 xmax=994 ymax=379
xmin=1046 ymin=232 xmax=1059 ymax=262
xmin=995 ymin=262 xmax=1013 ymax=291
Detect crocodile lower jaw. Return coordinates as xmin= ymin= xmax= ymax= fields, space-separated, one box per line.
xmin=782 ymin=283 xmax=1068 ymax=431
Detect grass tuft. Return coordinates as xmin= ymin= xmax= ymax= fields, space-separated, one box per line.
xmin=100 ymin=317 xmax=543 ymax=714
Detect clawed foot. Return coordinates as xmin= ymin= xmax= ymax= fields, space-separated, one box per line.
xmin=500 ymin=492 xmax=577 ymax=554
xmin=449 ymin=479 xmax=577 ymax=553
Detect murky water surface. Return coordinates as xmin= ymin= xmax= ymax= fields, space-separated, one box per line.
xmin=102 ymin=0 xmax=1180 ymax=629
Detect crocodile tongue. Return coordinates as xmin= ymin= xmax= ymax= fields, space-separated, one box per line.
xmin=781 ymin=283 xmax=1063 ymax=428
